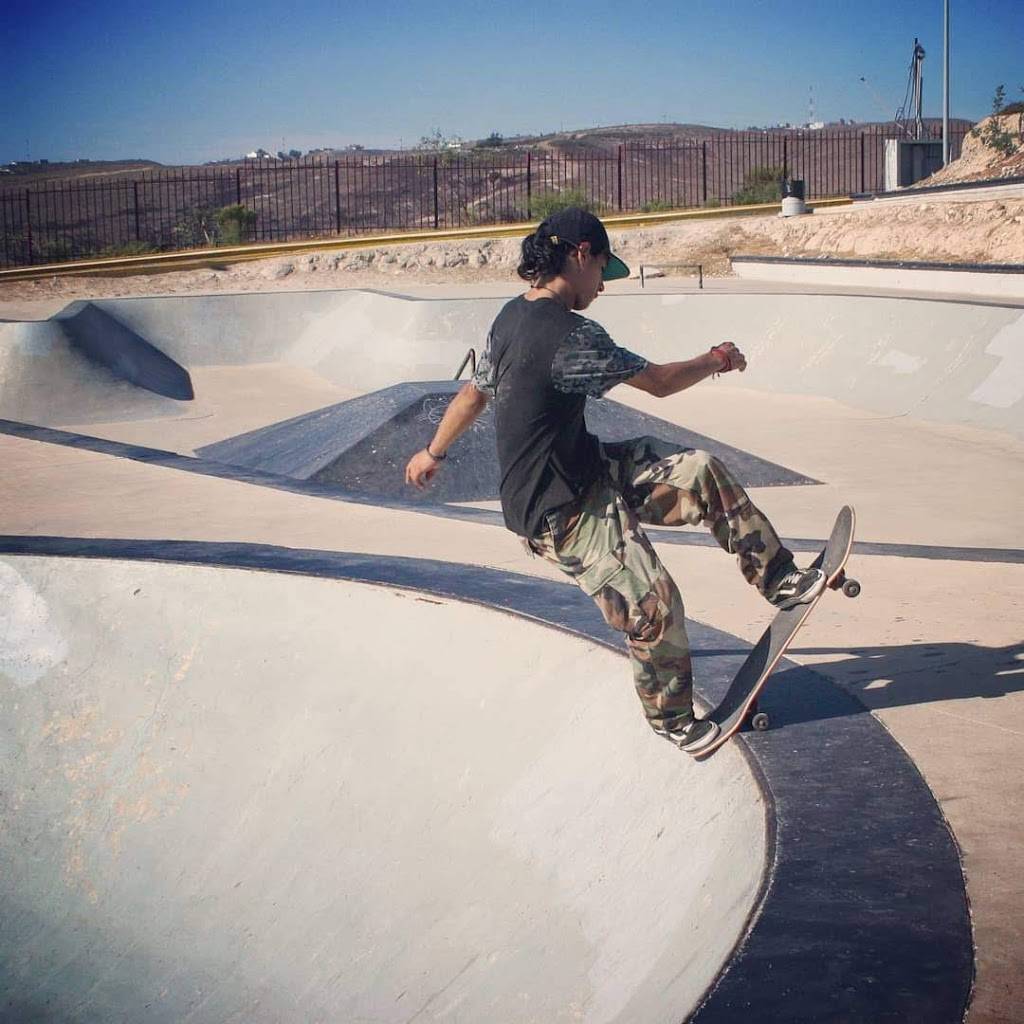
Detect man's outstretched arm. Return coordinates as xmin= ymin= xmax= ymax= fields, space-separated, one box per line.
xmin=626 ymin=342 xmax=746 ymax=398
xmin=404 ymin=381 xmax=490 ymax=490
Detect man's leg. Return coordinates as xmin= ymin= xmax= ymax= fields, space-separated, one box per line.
xmin=601 ymin=437 xmax=796 ymax=595
xmin=527 ymin=479 xmax=716 ymax=751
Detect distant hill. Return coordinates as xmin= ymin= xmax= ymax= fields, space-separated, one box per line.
xmin=1 ymin=159 xmax=165 ymax=183
xmin=494 ymin=118 xmax=975 ymax=154
xmin=4 ymin=120 xmax=977 ymax=185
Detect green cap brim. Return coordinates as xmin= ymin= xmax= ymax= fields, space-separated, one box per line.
xmin=602 ymin=253 xmax=631 ymax=281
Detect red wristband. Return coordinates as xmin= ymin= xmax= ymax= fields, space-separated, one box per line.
xmin=709 ymin=345 xmax=731 ymax=372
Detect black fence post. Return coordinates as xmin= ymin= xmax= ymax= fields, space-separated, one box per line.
xmin=334 ymin=161 xmax=342 ymax=234
xmin=526 ymin=151 xmax=532 ymax=219
xmin=133 ymin=181 xmax=141 ymax=241
xmin=617 ymin=145 xmax=623 ymax=211
xmin=701 ymin=141 xmax=708 ymax=205
xmin=24 ymin=190 xmax=33 ymax=264
xmin=783 ymin=137 xmax=789 ymax=180
xmin=235 ymin=168 xmax=242 ymax=208
xmin=432 ymin=158 xmax=439 ymax=229
xmin=860 ymin=133 xmax=866 ymax=193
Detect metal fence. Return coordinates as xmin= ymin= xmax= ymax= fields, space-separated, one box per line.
xmin=0 ymin=124 xmax=969 ymax=268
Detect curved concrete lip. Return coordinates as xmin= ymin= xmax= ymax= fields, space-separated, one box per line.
xmin=0 ymin=538 xmax=973 ymax=1022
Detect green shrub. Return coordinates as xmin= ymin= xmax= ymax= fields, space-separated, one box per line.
xmin=214 ymin=204 xmax=257 ymax=245
xmin=530 ymin=187 xmax=594 ymax=219
xmin=37 ymin=239 xmax=75 ymax=261
xmin=173 ymin=206 xmax=218 ymax=247
xmin=970 ymin=85 xmax=1023 ymax=157
xmin=732 ymin=165 xmax=785 ymax=206
xmin=100 ymin=241 xmax=158 ymax=258
xmin=702 ymin=197 xmax=722 ymax=209
xmin=641 ymin=199 xmax=674 ymax=213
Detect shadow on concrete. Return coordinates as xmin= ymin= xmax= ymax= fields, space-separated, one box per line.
xmin=697 ymin=638 xmax=1024 ymax=729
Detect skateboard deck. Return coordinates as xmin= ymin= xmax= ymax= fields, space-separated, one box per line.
xmin=694 ymin=506 xmax=859 ymax=760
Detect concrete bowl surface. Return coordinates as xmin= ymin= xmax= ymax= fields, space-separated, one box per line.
xmin=3 ymin=281 xmax=1020 ymax=1023
xmin=1 ymin=556 xmax=763 ymax=1024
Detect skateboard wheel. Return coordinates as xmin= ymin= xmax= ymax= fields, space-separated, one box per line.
xmin=842 ymin=579 xmax=861 ymax=598
xmin=751 ymin=712 xmax=770 ymax=731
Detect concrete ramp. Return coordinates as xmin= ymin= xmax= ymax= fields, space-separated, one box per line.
xmin=54 ymin=302 xmax=193 ymax=401
xmin=0 ymin=556 xmax=765 ymax=1024
xmin=0 ymin=319 xmax=191 ymax=427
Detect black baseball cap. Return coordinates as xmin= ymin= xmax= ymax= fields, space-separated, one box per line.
xmin=538 ymin=207 xmax=630 ymax=281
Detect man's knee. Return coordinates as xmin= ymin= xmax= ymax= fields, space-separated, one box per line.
xmin=627 ymin=602 xmax=666 ymax=646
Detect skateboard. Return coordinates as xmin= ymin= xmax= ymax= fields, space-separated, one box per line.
xmin=694 ymin=506 xmax=860 ymax=760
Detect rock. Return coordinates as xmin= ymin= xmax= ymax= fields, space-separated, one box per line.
xmin=265 ymin=263 xmax=294 ymax=279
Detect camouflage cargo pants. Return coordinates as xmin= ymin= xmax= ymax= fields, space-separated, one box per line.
xmin=526 ymin=436 xmax=794 ymax=743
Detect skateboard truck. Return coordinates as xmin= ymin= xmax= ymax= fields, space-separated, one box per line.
xmin=743 ymin=559 xmax=862 ymax=734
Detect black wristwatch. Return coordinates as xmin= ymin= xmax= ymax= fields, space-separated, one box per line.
xmin=426 ymin=445 xmax=447 ymax=462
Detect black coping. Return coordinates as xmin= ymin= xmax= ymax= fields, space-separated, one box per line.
xmin=0 ymin=535 xmax=974 ymax=1023
xmin=195 ymin=380 xmax=818 ymax=503
xmin=53 ymin=301 xmax=195 ymax=400
xmin=858 ymin=172 xmax=1024 ymax=201
xmin=8 ymin=413 xmax=1024 ymax=569
xmin=3 ymin=417 xmax=1022 ymax=566
xmin=732 ymin=253 xmax=1024 ymax=276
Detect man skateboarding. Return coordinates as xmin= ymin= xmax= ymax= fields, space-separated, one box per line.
xmin=404 ymin=208 xmax=825 ymax=755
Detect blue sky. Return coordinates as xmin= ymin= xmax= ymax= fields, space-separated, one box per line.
xmin=3 ymin=0 xmax=1021 ymax=165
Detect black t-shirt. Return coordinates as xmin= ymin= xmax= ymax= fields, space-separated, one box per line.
xmin=473 ymin=296 xmax=647 ymax=538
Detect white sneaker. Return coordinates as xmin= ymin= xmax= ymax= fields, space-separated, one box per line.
xmin=767 ymin=567 xmax=827 ymax=610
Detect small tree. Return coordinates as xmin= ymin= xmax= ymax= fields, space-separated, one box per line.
xmin=173 ymin=205 xmax=219 ymax=247
xmin=482 ymin=132 xmax=504 ymax=148
xmin=530 ymin=187 xmax=594 ymax=219
xmin=289 ymin=149 xmax=302 ymax=159
xmin=732 ymin=166 xmax=785 ymax=206
xmin=970 ymin=85 xmax=1023 ymax=156
xmin=418 ymin=128 xmax=446 ymax=151
xmin=215 ymin=204 xmax=257 ymax=245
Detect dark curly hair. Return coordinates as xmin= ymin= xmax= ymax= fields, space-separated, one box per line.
xmin=517 ymin=227 xmax=610 ymax=282
xmin=516 ymin=230 xmax=576 ymax=282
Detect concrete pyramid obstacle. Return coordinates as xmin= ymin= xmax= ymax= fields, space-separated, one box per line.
xmin=197 ymin=381 xmax=818 ymax=504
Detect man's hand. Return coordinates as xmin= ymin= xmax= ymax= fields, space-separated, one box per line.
xmin=627 ymin=342 xmax=749 ymax=398
xmin=402 ymin=381 xmax=489 ymax=491
xmin=709 ymin=342 xmax=747 ymax=373
xmin=405 ymin=448 xmax=443 ymax=490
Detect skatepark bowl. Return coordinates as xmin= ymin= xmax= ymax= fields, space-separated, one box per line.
xmin=3 ymin=284 xmax=1011 ymax=1021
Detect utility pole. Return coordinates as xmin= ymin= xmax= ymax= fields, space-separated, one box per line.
xmin=943 ymin=0 xmax=951 ymax=164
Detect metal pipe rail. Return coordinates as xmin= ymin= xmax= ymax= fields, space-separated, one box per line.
xmin=454 ymin=348 xmax=477 ymax=380
xmin=640 ymin=263 xmax=703 ymax=288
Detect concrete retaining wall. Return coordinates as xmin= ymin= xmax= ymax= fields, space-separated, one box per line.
xmin=3 ymin=287 xmax=1022 ymax=439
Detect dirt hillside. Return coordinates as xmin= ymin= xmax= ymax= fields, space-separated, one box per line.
xmin=920 ymin=113 xmax=1024 ymax=185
